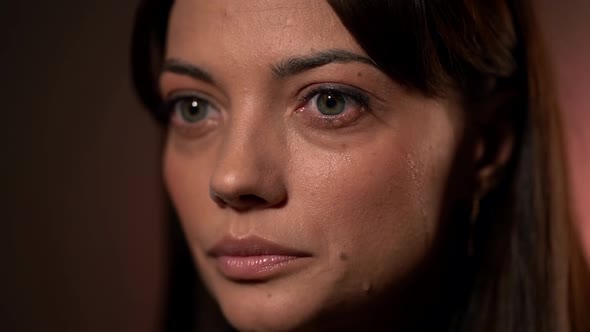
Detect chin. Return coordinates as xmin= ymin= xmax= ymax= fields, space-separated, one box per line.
xmin=210 ymin=278 xmax=346 ymax=332
xmin=215 ymin=288 xmax=317 ymax=332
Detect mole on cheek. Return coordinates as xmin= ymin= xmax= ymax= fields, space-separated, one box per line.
xmin=339 ymin=252 xmax=348 ymax=261
xmin=357 ymin=72 xmax=362 ymax=77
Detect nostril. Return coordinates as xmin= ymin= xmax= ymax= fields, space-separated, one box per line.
xmin=209 ymin=189 xmax=270 ymax=210
xmin=236 ymin=194 xmax=268 ymax=207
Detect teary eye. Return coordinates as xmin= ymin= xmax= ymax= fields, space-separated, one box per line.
xmin=297 ymin=84 xmax=371 ymax=129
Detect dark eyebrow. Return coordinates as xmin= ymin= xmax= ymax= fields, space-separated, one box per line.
xmin=161 ymin=50 xmax=376 ymax=84
xmin=271 ymin=49 xmax=377 ymax=79
xmin=161 ymin=58 xmax=216 ymax=85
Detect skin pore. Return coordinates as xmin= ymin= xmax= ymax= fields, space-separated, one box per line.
xmin=161 ymin=0 xmax=465 ymax=331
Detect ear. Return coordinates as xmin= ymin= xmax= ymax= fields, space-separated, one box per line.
xmin=473 ymin=122 xmax=515 ymax=194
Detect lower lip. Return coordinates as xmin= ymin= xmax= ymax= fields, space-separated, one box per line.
xmin=215 ymin=255 xmax=304 ymax=281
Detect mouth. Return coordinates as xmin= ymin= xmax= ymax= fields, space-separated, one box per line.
xmin=207 ymin=236 xmax=312 ymax=281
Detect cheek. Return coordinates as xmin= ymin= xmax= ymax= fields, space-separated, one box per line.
xmin=307 ymin=157 xmax=424 ymax=259
xmin=291 ymin=130 xmax=456 ymax=293
xmin=162 ymin=140 xmax=217 ymax=243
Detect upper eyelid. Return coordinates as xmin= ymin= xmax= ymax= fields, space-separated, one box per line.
xmin=163 ymin=89 xmax=213 ymax=101
xmin=295 ymin=76 xmax=387 ymax=101
xmin=299 ymin=84 xmax=371 ymax=106
xmin=163 ymin=90 xmax=222 ymax=110
xmin=159 ymin=73 xmax=230 ymax=108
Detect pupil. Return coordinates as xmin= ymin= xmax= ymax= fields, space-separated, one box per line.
xmin=325 ymin=95 xmax=337 ymax=108
xmin=179 ymin=98 xmax=207 ymax=123
xmin=189 ymin=100 xmax=199 ymax=114
xmin=317 ymin=92 xmax=345 ymax=116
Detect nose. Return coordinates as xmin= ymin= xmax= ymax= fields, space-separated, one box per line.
xmin=209 ymin=116 xmax=288 ymax=212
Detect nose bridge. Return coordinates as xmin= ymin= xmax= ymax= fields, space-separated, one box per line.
xmin=220 ymin=112 xmax=268 ymax=175
xmin=209 ymin=99 xmax=287 ymax=210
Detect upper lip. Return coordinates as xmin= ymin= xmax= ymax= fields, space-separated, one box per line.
xmin=207 ymin=236 xmax=311 ymax=257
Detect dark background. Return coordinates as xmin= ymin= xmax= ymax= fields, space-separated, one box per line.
xmin=1 ymin=1 xmax=166 ymax=331
xmin=0 ymin=0 xmax=588 ymax=331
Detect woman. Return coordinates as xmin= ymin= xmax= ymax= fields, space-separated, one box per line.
xmin=132 ymin=0 xmax=589 ymax=331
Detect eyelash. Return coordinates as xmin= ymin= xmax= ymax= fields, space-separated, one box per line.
xmin=299 ymin=84 xmax=370 ymax=109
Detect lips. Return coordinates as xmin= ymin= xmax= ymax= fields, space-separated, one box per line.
xmin=207 ymin=236 xmax=311 ymax=281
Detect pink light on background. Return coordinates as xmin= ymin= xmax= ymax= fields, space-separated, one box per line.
xmin=537 ymin=0 xmax=590 ymax=262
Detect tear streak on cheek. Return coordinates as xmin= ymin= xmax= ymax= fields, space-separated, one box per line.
xmin=404 ymin=152 xmax=429 ymax=249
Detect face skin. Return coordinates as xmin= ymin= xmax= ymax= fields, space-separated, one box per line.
xmin=161 ymin=0 xmax=465 ymax=330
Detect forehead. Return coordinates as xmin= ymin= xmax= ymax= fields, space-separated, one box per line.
xmin=166 ymin=0 xmax=365 ymax=65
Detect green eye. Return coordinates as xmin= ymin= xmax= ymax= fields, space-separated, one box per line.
xmin=316 ymin=92 xmax=346 ymax=116
xmin=176 ymin=97 xmax=209 ymax=123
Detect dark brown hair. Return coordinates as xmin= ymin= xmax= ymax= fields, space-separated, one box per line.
xmin=131 ymin=0 xmax=588 ymax=331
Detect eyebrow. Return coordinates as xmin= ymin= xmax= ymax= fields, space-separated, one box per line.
xmin=161 ymin=49 xmax=377 ymax=84
xmin=162 ymin=58 xmax=216 ymax=85
xmin=271 ymin=49 xmax=377 ymax=78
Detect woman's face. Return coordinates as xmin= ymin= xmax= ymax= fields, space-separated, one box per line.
xmin=162 ymin=0 xmax=464 ymax=330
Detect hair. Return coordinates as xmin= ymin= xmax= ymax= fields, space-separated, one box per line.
xmin=131 ymin=0 xmax=589 ymax=331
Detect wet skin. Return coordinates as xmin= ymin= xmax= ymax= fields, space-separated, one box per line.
xmin=161 ymin=0 xmax=464 ymax=330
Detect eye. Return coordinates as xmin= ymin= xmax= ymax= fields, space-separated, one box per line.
xmin=299 ymin=85 xmax=370 ymax=129
xmin=170 ymin=96 xmax=213 ymax=124
xmin=161 ymin=93 xmax=221 ymax=138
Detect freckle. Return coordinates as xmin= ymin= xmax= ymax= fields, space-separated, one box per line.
xmin=339 ymin=252 xmax=348 ymax=261
xmin=357 ymin=72 xmax=362 ymax=77
xmin=341 ymin=143 xmax=347 ymax=149
xmin=267 ymin=293 xmax=272 ymax=298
